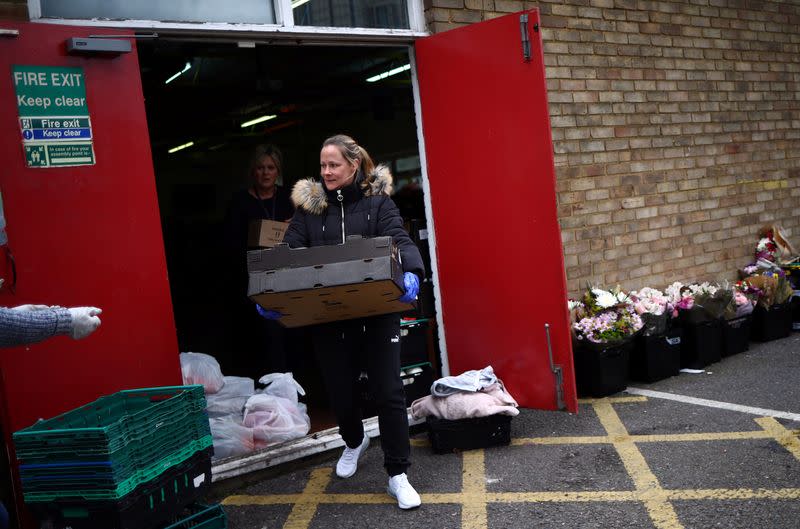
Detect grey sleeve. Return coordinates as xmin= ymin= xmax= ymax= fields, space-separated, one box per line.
xmin=0 ymin=307 xmax=73 ymax=347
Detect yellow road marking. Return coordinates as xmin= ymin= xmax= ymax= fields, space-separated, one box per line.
xmin=593 ymin=400 xmax=683 ymax=529
xmin=461 ymin=450 xmax=487 ymax=529
xmin=222 ymin=398 xmax=800 ymax=529
xmin=667 ymin=488 xmax=800 ymax=500
xmin=511 ymin=430 xmax=774 ymax=446
xmin=283 ymin=468 xmax=330 ymax=529
xmin=511 ymin=435 xmax=612 ymax=445
xmin=756 ymin=416 xmax=800 ymax=461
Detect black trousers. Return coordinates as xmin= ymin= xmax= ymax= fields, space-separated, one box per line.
xmin=312 ymin=314 xmax=410 ymax=476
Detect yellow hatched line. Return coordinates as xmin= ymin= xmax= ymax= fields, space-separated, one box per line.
xmin=222 ymin=398 xmax=800 ymax=529
xmin=284 ymin=468 xmax=330 ymax=529
xmin=755 ymin=417 xmax=800 ymax=461
xmin=667 ymin=488 xmax=800 ymax=500
xmin=461 ymin=450 xmax=487 ymax=529
xmin=511 ymin=430 xmax=774 ymax=446
xmin=593 ymin=400 xmax=683 ymax=529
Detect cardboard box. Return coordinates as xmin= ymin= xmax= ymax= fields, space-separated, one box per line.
xmin=247 ymin=236 xmax=415 ymax=327
xmin=248 ymin=219 xmax=289 ymax=248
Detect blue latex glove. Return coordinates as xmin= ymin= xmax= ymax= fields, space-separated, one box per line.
xmin=398 ymin=272 xmax=420 ymax=304
xmin=256 ymin=305 xmax=282 ymax=320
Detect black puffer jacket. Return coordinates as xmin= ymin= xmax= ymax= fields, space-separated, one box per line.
xmin=284 ymin=164 xmax=425 ymax=280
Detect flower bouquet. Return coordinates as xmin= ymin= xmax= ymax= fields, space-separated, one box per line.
xmin=628 ymin=287 xmax=682 ymax=383
xmin=629 ymin=287 xmax=668 ymax=336
xmin=571 ymin=286 xmax=643 ymax=397
xmin=724 ymin=281 xmax=757 ymax=320
xmin=571 ymin=286 xmax=643 ymax=349
xmin=665 ymin=282 xmax=724 ymax=369
xmin=720 ymin=281 xmax=756 ymax=357
xmin=742 ymin=270 xmax=794 ymax=341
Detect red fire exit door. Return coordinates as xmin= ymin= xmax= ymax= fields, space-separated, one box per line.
xmin=415 ymin=9 xmax=578 ymax=413
xmin=0 ymin=22 xmax=180 ymax=527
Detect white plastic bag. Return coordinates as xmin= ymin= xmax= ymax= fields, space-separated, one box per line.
xmin=258 ymin=372 xmax=306 ymax=404
xmin=206 ymin=376 xmax=255 ymax=418
xmin=209 ymin=416 xmax=254 ymax=459
xmin=243 ymin=393 xmax=310 ymax=448
xmin=180 ymin=352 xmax=225 ymax=394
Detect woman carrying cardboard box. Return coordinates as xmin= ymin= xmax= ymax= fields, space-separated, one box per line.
xmin=259 ymin=134 xmax=424 ymax=509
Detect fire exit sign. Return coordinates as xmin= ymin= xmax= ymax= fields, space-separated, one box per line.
xmin=12 ymin=65 xmax=96 ymax=168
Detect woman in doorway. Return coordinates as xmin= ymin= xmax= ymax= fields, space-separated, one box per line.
xmin=223 ymin=144 xmax=295 ymax=378
xmin=259 ymin=134 xmax=424 ymax=509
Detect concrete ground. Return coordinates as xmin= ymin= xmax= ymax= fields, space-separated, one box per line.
xmin=206 ymin=332 xmax=800 ymax=529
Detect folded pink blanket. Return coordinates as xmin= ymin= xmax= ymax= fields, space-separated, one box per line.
xmin=411 ymin=381 xmax=519 ymax=420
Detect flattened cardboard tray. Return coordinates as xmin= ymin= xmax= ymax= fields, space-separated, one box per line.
xmin=251 ymin=281 xmax=411 ymax=327
xmin=247 ymin=235 xmax=399 ymax=272
xmin=247 ymin=236 xmax=414 ymax=327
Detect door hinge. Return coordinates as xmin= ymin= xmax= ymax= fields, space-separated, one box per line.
xmin=545 ymin=323 xmax=566 ymax=410
xmin=519 ymin=14 xmax=531 ymax=62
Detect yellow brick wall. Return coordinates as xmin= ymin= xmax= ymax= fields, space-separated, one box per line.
xmin=425 ymin=0 xmax=800 ymax=297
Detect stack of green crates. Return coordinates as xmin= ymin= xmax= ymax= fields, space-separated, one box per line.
xmin=13 ymin=385 xmax=213 ymax=528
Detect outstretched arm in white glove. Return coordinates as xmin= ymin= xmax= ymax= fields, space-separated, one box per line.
xmin=0 ymin=306 xmax=103 ymax=347
xmin=68 ymin=307 xmax=102 ymax=339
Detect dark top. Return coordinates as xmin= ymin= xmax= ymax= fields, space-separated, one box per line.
xmin=223 ymin=186 xmax=294 ymax=254
xmin=283 ymin=176 xmax=425 ymax=281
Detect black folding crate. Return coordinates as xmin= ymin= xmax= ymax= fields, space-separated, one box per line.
xmin=750 ymin=303 xmax=793 ymax=342
xmin=629 ymin=329 xmax=682 ymax=383
xmin=721 ymin=315 xmax=751 ymax=357
xmin=401 ymin=363 xmax=434 ymax=406
xmin=573 ymin=340 xmax=632 ymax=397
xmin=32 ymin=449 xmax=212 ymax=529
xmin=676 ymin=318 xmax=722 ymax=369
xmin=427 ymin=414 xmax=512 ymax=454
xmin=400 ymin=319 xmax=429 ymax=367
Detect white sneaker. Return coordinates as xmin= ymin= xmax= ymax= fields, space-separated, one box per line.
xmin=336 ymin=434 xmax=370 ymax=478
xmin=387 ymin=473 xmax=421 ymax=509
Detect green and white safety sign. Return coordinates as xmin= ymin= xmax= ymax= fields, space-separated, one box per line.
xmin=12 ymin=65 xmax=95 ymax=168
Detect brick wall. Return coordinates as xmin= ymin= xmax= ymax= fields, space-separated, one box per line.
xmin=424 ymin=0 xmax=800 ymax=297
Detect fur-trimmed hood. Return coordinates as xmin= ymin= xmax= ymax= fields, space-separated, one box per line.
xmin=290 ymin=164 xmax=394 ymax=215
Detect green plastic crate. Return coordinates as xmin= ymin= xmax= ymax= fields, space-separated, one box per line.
xmin=163 ymin=504 xmax=227 ymax=529
xmin=14 ymin=386 xmax=206 ymax=456
xmin=22 ymin=436 xmax=213 ymax=503
xmin=18 ymin=408 xmax=211 ymax=467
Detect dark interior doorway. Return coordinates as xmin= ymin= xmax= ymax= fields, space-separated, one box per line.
xmin=137 ymin=39 xmax=428 ymax=432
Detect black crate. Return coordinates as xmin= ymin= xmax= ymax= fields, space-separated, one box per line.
xmin=792 ymin=295 xmax=800 ymax=331
xmin=751 ymin=303 xmax=793 ymax=342
xmin=359 ymin=363 xmax=434 ymax=417
xmin=676 ymin=318 xmax=722 ymax=369
xmin=426 ymin=414 xmax=512 ymax=454
xmin=32 ymin=449 xmax=212 ymax=529
xmin=400 ymin=320 xmax=429 ymax=367
xmin=401 ymin=363 xmax=434 ymax=407
xmin=721 ymin=315 xmax=751 ymax=357
xmin=573 ymin=340 xmax=632 ymax=397
xmin=629 ymin=329 xmax=682 ymax=383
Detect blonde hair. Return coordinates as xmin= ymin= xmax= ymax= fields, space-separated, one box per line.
xmin=249 ymin=144 xmax=283 ymax=180
xmin=322 ymin=134 xmax=375 ymax=179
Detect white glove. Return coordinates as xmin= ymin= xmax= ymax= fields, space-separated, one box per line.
xmin=11 ymin=304 xmax=51 ymax=312
xmin=68 ymin=307 xmax=103 ymax=339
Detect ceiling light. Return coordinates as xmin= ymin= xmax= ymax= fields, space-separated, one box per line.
xmin=291 ymin=0 xmax=311 ymax=8
xmin=168 ymin=141 xmax=194 ymax=154
xmin=366 ymin=64 xmax=410 ymax=83
xmin=241 ymin=114 xmax=277 ymax=128
xmin=165 ymin=61 xmax=191 ymax=84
